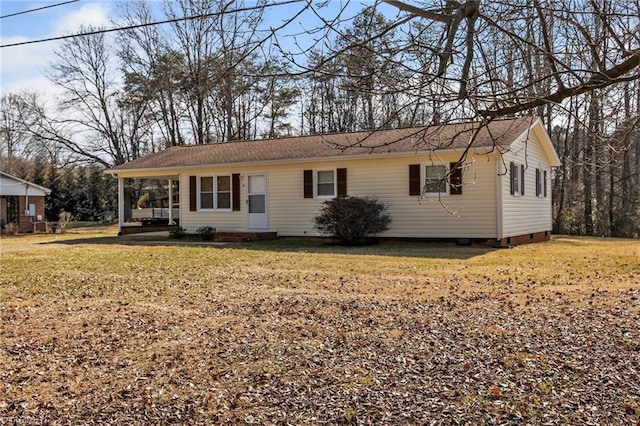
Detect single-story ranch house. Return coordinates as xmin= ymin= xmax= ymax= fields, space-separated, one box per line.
xmin=0 ymin=171 xmax=51 ymax=234
xmin=106 ymin=116 xmax=561 ymax=245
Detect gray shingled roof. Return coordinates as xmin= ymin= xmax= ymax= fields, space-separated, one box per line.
xmin=110 ymin=117 xmax=537 ymax=171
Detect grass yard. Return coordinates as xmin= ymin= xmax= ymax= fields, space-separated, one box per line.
xmin=1 ymin=228 xmax=639 ymax=425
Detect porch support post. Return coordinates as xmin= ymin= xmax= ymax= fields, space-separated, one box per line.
xmin=168 ymin=179 xmax=174 ymax=225
xmin=118 ymin=177 xmax=125 ymax=233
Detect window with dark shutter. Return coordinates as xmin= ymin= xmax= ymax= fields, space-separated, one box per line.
xmin=303 ymin=170 xmax=313 ymax=198
xmin=337 ymin=168 xmax=347 ymax=197
xmin=509 ymin=162 xmax=515 ymax=195
xmin=189 ymin=175 xmax=197 ymax=211
xmin=536 ymin=168 xmax=541 ymax=196
xmin=409 ymin=164 xmax=421 ymax=195
xmin=449 ymin=162 xmax=463 ymax=195
xmin=232 ymin=173 xmax=240 ymax=211
xmin=544 ymin=171 xmax=548 ymax=197
xmin=521 ymin=165 xmax=525 ymax=195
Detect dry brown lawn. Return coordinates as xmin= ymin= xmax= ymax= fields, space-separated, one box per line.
xmin=0 ymin=227 xmax=639 ymax=425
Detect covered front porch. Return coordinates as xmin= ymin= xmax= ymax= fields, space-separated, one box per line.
xmin=110 ymin=173 xmax=180 ymax=235
xmin=108 ymin=172 xmax=277 ymax=241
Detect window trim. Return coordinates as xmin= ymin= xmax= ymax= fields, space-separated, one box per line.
xmin=513 ymin=164 xmax=521 ymax=196
xmin=197 ymin=174 xmax=233 ymax=211
xmin=303 ymin=168 xmax=347 ymax=199
xmin=423 ymin=164 xmax=450 ymax=196
xmin=536 ymin=168 xmax=545 ymax=197
xmin=314 ymin=168 xmax=337 ymax=199
xmin=510 ymin=162 xmax=525 ymax=197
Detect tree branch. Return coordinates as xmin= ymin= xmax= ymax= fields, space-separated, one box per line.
xmin=381 ymin=0 xmax=456 ymax=23
xmin=479 ymin=49 xmax=640 ymax=118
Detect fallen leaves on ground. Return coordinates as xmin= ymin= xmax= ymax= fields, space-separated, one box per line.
xmin=1 ymin=235 xmax=639 ymax=424
xmin=1 ymin=291 xmax=639 ymax=425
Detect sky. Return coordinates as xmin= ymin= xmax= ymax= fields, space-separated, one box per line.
xmin=1 ymin=0 xmax=113 ymax=97
xmin=0 ymin=0 xmax=398 ymax=102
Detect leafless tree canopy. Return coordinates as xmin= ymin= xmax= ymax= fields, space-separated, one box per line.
xmin=284 ymin=0 xmax=640 ymax=125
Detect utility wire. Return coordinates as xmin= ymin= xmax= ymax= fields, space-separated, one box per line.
xmin=0 ymin=0 xmax=305 ymax=48
xmin=0 ymin=0 xmax=80 ymax=19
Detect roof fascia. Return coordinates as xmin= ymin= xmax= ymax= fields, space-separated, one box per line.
xmin=509 ymin=118 xmax=562 ymax=167
xmin=0 ymin=170 xmax=51 ymax=194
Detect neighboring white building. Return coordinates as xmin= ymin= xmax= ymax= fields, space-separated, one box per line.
xmin=0 ymin=171 xmax=51 ymax=233
xmin=106 ymin=116 xmax=561 ymax=245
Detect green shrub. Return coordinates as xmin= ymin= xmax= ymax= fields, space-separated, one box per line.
xmin=313 ymin=196 xmax=391 ymax=246
xmin=168 ymin=226 xmax=187 ymax=239
xmin=196 ymin=225 xmax=216 ymax=241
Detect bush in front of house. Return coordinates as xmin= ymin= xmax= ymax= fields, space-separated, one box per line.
xmin=313 ymin=196 xmax=391 ymax=246
xmin=168 ymin=226 xmax=187 ymax=239
xmin=196 ymin=225 xmax=216 ymax=241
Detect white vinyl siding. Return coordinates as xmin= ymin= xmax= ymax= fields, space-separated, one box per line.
xmin=269 ymin=153 xmax=497 ymax=239
xmin=501 ymin=129 xmax=554 ymax=238
xmin=174 ymin=150 xmax=498 ymax=238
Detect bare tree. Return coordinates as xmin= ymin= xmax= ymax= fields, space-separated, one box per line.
xmin=0 ymin=92 xmax=43 ymax=173
xmin=40 ymin=27 xmax=153 ymax=166
xmin=118 ymin=0 xmax=187 ymax=147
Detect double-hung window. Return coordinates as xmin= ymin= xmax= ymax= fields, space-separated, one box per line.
xmin=409 ymin=163 xmax=462 ymax=196
xmin=303 ymin=168 xmax=347 ymax=199
xmin=199 ymin=175 xmax=232 ymax=210
xmin=535 ymin=168 xmax=549 ymax=198
xmin=424 ymin=165 xmax=448 ymax=194
xmin=536 ymin=169 xmax=543 ymax=197
xmin=510 ymin=162 xmax=525 ymax=196
xmin=513 ymin=165 xmax=521 ymax=196
xmin=316 ymin=170 xmax=336 ymax=198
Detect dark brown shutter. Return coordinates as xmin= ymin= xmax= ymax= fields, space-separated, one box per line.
xmin=536 ymin=169 xmax=540 ymax=196
xmin=189 ymin=175 xmax=197 ymax=211
xmin=232 ymin=173 xmax=240 ymax=211
xmin=509 ymin=162 xmax=515 ymax=195
xmin=337 ymin=168 xmax=347 ymax=197
xmin=409 ymin=164 xmax=421 ymax=195
xmin=543 ymin=171 xmax=548 ymax=197
xmin=303 ymin=170 xmax=313 ymax=198
xmin=521 ymin=165 xmax=525 ymax=195
xmin=449 ymin=162 xmax=462 ymax=195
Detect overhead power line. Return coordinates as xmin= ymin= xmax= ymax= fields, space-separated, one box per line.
xmin=0 ymin=0 xmax=305 ymax=48
xmin=0 ymin=0 xmax=80 ymax=19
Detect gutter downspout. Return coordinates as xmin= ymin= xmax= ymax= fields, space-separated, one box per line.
xmin=495 ymin=153 xmax=503 ymax=243
xmin=25 ymin=184 xmax=30 ymax=232
xmin=168 ymin=179 xmax=174 ymax=225
xmin=118 ymin=177 xmax=125 ymax=235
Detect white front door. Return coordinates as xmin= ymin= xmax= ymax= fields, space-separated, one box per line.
xmin=246 ymin=174 xmax=267 ymax=229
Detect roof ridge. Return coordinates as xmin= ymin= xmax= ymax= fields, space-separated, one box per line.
xmin=168 ymin=116 xmax=538 ymax=148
